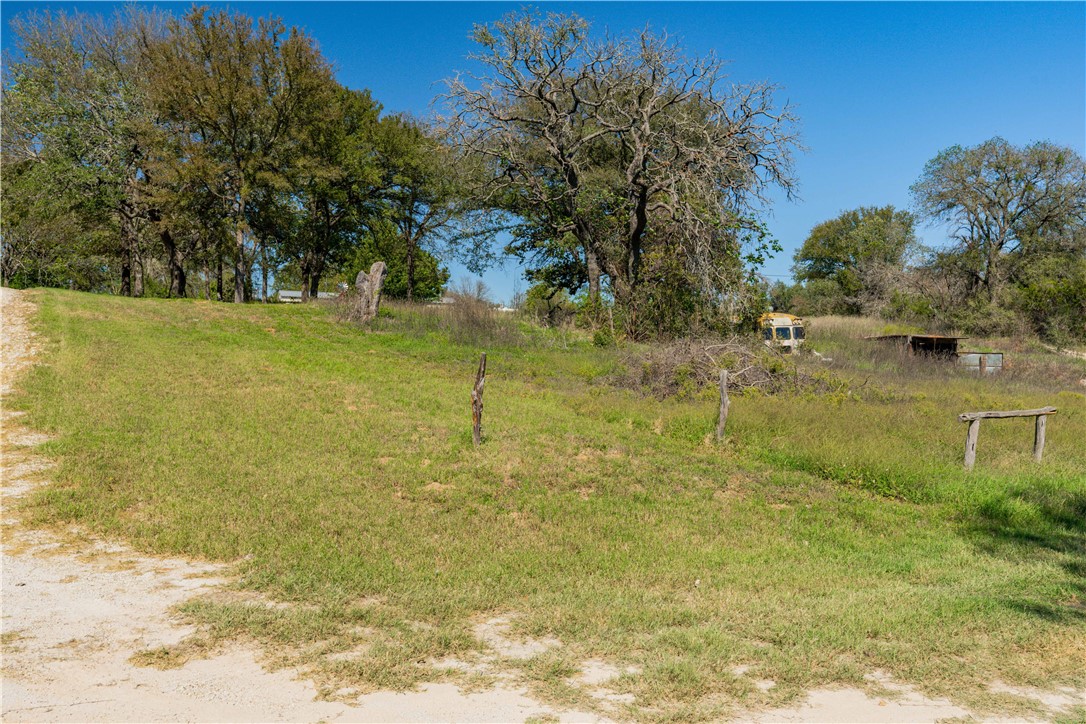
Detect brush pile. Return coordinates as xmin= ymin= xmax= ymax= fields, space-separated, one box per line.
xmin=615 ymin=336 xmax=839 ymax=399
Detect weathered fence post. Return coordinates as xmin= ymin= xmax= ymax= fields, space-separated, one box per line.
xmin=716 ymin=370 xmax=730 ymax=442
xmin=1033 ymin=414 xmax=1047 ymax=463
xmin=964 ymin=419 xmax=980 ymax=471
xmin=471 ymin=352 xmax=487 ymax=446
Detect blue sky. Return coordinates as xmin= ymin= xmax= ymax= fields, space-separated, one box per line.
xmin=3 ymin=2 xmax=1084 ymax=304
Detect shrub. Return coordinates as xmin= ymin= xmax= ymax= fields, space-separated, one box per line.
xmin=363 ymin=299 xmax=526 ymax=347
xmin=522 ymin=284 xmax=577 ymax=327
xmin=613 ymin=336 xmax=840 ymax=399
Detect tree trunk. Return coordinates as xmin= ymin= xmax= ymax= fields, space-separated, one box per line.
xmin=300 ymin=271 xmax=311 ymax=302
xmin=120 ymin=254 xmax=132 ymax=297
xmin=233 ymin=196 xmax=247 ymax=303
xmin=300 ymin=195 xmax=329 ymax=303
xmin=571 ymin=212 xmax=604 ymax=311
xmin=163 ymin=229 xmax=186 ymax=298
xmin=216 ymin=254 xmax=224 ymax=302
xmin=626 ymin=187 xmax=648 ymax=287
xmin=133 ymin=252 xmax=145 ymax=297
xmin=585 ymin=244 xmax=602 ymax=305
xmin=260 ymin=240 xmax=268 ymax=303
xmin=202 ymin=255 xmax=211 ymax=300
xmin=406 ymin=235 xmax=417 ymax=302
xmin=628 ymin=237 xmax=642 ymax=288
xmin=300 ymin=250 xmax=315 ymax=302
xmin=307 ymin=252 xmax=326 ymax=302
xmin=564 ymin=168 xmax=602 ymax=305
xmin=984 ymin=236 xmax=1001 ymax=302
xmin=119 ymin=207 xmax=136 ymax=296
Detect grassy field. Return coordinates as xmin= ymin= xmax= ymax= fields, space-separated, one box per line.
xmin=8 ymin=289 xmax=1086 ymax=721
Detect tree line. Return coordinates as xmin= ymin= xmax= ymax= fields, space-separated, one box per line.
xmin=2 ymin=6 xmax=800 ymax=338
xmin=1 ymin=6 xmax=467 ymax=303
xmin=6 ymin=6 xmax=1080 ymax=342
xmin=775 ymin=138 xmax=1086 ymax=343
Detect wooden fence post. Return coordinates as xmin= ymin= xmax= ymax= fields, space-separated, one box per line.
xmin=964 ymin=419 xmax=980 ymax=471
xmin=1033 ymin=414 xmax=1047 ymax=463
xmin=716 ymin=370 xmax=730 ymax=442
xmin=471 ymin=352 xmax=486 ymax=446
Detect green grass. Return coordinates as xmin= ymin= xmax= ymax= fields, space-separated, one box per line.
xmin=9 ymin=290 xmax=1086 ymax=721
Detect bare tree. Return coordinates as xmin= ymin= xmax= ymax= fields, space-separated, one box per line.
xmin=911 ymin=137 xmax=1086 ymax=301
xmin=443 ymin=10 xmax=799 ymax=324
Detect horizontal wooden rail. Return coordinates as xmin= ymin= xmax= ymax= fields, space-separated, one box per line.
xmin=958 ymin=407 xmax=1057 ymax=422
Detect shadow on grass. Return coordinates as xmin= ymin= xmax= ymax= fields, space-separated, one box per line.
xmin=966 ymin=485 xmax=1086 ymax=623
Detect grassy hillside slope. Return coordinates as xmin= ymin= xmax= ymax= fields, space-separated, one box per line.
xmin=9 ymin=289 xmax=1085 ymax=720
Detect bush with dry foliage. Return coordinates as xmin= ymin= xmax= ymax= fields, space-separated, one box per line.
xmin=615 ymin=337 xmax=840 ymax=399
xmin=330 ymin=286 xmax=368 ymax=324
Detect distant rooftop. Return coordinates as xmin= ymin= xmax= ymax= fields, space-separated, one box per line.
xmin=277 ymin=290 xmax=338 ymax=302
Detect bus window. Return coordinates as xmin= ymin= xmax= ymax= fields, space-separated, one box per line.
xmin=793 ymin=326 xmax=805 ymax=340
xmin=775 ymin=327 xmax=792 ymax=340
xmin=763 ymin=328 xmax=773 ymax=340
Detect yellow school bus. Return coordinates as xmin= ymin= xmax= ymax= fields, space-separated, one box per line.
xmin=759 ymin=313 xmax=806 ymax=352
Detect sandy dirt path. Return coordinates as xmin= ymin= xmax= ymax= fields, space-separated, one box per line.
xmin=0 ymin=287 xmax=602 ymax=723
xmin=2 ymin=286 xmax=1080 ymax=723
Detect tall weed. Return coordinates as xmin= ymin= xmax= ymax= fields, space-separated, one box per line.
xmin=371 ymin=299 xmax=526 ymax=347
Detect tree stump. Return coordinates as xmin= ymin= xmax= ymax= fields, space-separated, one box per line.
xmin=354 ymin=262 xmax=388 ymax=323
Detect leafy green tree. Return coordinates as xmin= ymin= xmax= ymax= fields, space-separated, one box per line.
xmin=767 ymin=280 xmax=800 ymax=314
xmin=343 ymin=217 xmax=450 ymax=301
xmin=148 ymin=7 xmax=333 ymax=302
xmin=1008 ymin=253 xmax=1086 ymax=342
xmin=286 ymin=86 xmax=384 ymax=301
xmin=374 ymin=116 xmax=483 ymax=301
xmin=0 ymin=158 xmax=115 ymax=290
xmin=911 ymin=138 xmax=1086 ymax=301
xmin=792 ymin=206 xmax=917 ymax=314
xmin=2 ymin=7 xmax=166 ymax=295
xmin=3 ymin=5 xmax=461 ymax=307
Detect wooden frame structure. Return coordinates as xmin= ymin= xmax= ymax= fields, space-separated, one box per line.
xmin=958 ymin=406 xmax=1057 ymax=470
